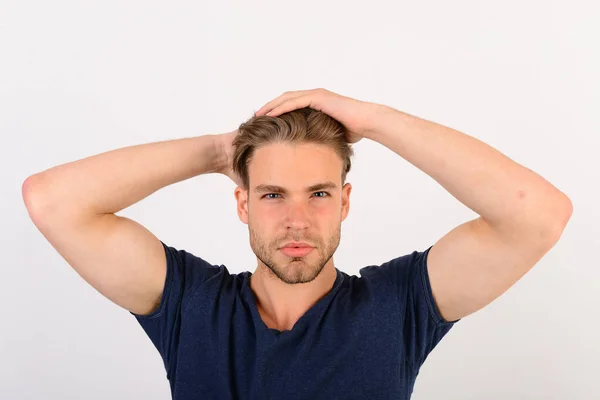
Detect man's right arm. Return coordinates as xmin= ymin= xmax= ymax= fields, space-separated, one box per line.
xmin=22 ymin=131 xmax=237 ymax=316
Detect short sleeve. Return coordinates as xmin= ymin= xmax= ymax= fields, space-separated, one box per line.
xmin=378 ymin=245 xmax=460 ymax=370
xmin=130 ymin=240 xmax=223 ymax=379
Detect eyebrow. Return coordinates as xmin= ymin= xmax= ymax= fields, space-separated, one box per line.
xmin=254 ymin=181 xmax=338 ymax=194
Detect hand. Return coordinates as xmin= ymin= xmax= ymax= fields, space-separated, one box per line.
xmin=254 ymin=88 xmax=384 ymax=144
xmin=215 ymin=129 xmax=244 ymax=187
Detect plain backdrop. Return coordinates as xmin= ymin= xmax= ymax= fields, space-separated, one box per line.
xmin=2 ymin=1 xmax=598 ymax=399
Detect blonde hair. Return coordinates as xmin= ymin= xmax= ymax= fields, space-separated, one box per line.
xmin=232 ymin=107 xmax=354 ymax=189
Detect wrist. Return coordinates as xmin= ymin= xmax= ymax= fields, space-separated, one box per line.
xmin=213 ymin=131 xmax=235 ymax=174
xmin=364 ymin=105 xmax=408 ymax=143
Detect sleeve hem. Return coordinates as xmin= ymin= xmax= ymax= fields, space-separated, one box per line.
xmin=420 ymin=245 xmax=461 ymax=326
xmin=129 ymin=241 xmax=172 ymax=320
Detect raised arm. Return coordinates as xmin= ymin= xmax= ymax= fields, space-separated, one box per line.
xmin=22 ymin=130 xmax=238 ymax=315
xmin=254 ymin=88 xmax=573 ymax=322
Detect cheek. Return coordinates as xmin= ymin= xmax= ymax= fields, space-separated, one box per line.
xmin=251 ymin=205 xmax=278 ymax=226
xmin=314 ymin=201 xmax=334 ymax=213
xmin=310 ymin=201 xmax=339 ymax=222
xmin=249 ymin=210 xmax=276 ymax=238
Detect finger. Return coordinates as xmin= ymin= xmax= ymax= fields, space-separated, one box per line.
xmin=254 ymin=91 xmax=298 ymax=116
xmin=266 ymin=95 xmax=318 ymax=117
xmin=255 ymin=90 xmax=309 ymax=116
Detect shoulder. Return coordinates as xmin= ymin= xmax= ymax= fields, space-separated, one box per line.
xmin=358 ymin=246 xmax=433 ymax=284
xmin=159 ymin=241 xmax=242 ymax=296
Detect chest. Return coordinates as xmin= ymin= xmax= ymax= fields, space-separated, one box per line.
xmin=171 ymin=301 xmax=414 ymax=399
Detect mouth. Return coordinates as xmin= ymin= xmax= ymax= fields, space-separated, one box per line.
xmin=279 ymin=246 xmax=314 ymax=257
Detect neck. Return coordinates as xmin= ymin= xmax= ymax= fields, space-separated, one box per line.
xmin=249 ymin=261 xmax=337 ymax=331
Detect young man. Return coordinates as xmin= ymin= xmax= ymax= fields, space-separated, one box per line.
xmin=23 ymin=88 xmax=572 ymax=399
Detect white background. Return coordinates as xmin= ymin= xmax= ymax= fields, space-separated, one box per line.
xmin=2 ymin=1 xmax=598 ymax=399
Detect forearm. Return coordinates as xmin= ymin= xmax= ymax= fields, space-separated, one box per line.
xmin=24 ymin=134 xmax=228 ymax=219
xmin=367 ymin=105 xmax=572 ymax=240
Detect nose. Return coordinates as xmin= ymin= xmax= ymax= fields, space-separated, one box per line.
xmin=284 ymin=201 xmax=311 ymax=230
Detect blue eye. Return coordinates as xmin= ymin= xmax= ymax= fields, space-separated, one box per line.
xmin=263 ymin=192 xmax=329 ymax=199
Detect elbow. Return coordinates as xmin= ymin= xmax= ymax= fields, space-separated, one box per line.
xmin=22 ymin=174 xmax=44 ymax=214
xmin=22 ymin=173 xmax=56 ymax=223
xmin=535 ymin=195 xmax=573 ymax=246
xmin=547 ymin=195 xmax=573 ymax=242
xmin=497 ymin=195 xmax=573 ymax=248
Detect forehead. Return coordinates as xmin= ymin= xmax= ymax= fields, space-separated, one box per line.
xmin=249 ymin=142 xmax=342 ymax=188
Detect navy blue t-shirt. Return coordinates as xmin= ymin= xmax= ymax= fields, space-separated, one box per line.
xmin=131 ymin=241 xmax=459 ymax=399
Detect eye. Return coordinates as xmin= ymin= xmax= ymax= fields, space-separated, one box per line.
xmin=264 ymin=193 xmax=281 ymax=199
xmin=262 ymin=192 xmax=329 ymax=200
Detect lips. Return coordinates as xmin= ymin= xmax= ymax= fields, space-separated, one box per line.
xmin=280 ymin=246 xmax=314 ymax=257
xmin=278 ymin=241 xmax=315 ymax=257
xmin=281 ymin=241 xmax=313 ymax=248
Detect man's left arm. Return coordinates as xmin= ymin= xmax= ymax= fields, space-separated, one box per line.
xmin=367 ymin=105 xmax=573 ymax=322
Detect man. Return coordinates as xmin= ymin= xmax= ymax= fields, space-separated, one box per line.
xmin=23 ymin=88 xmax=572 ymax=399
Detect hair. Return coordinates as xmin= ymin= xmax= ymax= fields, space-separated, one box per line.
xmin=232 ymin=107 xmax=354 ymax=190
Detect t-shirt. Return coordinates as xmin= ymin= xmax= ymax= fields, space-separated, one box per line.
xmin=131 ymin=241 xmax=459 ymax=399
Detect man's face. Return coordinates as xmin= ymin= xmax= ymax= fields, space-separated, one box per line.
xmin=235 ymin=142 xmax=351 ymax=284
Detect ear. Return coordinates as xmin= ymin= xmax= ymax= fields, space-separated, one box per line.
xmin=341 ymin=182 xmax=352 ymax=222
xmin=234 ymin=186 xmax=249 ymax=224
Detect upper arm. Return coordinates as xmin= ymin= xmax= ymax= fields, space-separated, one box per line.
xmin=26 ymin=197 xmax=167 ymax=316
xmin=426 ymin=216 xmax=566 ymax=322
